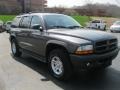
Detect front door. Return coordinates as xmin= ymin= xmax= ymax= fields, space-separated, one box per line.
xmin=27 ymin=15 xmax=47 ymax=57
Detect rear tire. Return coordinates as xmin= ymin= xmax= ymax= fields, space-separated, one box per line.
xmin=104 ymin=26 xmax=106 ymax=31
xmin=11 ymin=39 xmax=22 ymax=57
xmin=98 ymin=26 xmax=100 ymax=29
xmin=48 ymin=49 xmax=73 ymax=81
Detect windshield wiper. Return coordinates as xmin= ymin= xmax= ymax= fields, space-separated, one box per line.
xmin=67 ymin=26 xmax=81 ymax=29
xmin=51 ymin=26 xmax=67 ymax=29
xmin=50 ymin=25 xmax=82 ymax=29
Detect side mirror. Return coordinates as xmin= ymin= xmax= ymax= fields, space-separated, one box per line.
xmin=31 ymin=24 xmax=43 ymax=31
xmin=39 ymin=26 xmax=43 ymax=32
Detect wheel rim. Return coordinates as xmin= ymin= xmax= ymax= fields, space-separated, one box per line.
xmin=12 ymin=42 xmax=16 ymax=54
xmin=51 ymin=56 xmax=64 ymax=75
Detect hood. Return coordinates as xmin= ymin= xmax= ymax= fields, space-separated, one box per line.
xmin=48 ymin=29 xmax=116 ymax=42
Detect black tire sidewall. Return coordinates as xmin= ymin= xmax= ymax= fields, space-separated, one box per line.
xmin=48 ymin=49 xmax=72 ymax=80
xmin=104 ymin=25 xmax=106 ymax=30
xmin=11 ymin=39 xmax=21 ymax=57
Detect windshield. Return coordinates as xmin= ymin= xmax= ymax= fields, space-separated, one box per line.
xmin=43 ymin=14 xmax=82 ymax=30
xmin=114 ymin=21 xmax=120 ymax=25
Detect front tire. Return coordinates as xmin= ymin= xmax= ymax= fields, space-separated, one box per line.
xmin=48 ymin=49 xmax=73 ymax=81
xmin=111 ymin=30 xmax=115 ymax=33
xmin=11 ymin=39 xmax=22 ymax=57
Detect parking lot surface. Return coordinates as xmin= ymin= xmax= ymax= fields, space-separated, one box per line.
xmin=0 ymin=32 xmax=120 ymax=90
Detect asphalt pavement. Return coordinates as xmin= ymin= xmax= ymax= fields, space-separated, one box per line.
xmin=0 ymin=32 xmax=120 ymax=90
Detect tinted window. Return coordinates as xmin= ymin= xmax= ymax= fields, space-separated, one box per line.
xmin=20 ymin=16 xmax=31 ymax=28
xmin=92 ymin=20 xmax=100 ymax=23
xmin=30 ymin=16 xmax=41 ymax=28
xmin=43 ymin=15 xmax=81 ymax=29
xmin=7 ymin=22 xmax=12 ymax=25
xmin=12 ymin=17 xmax=21 ymax=27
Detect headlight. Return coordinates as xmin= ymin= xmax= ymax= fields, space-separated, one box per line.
xmin=75 ymin=45 xmax=94 ymax=55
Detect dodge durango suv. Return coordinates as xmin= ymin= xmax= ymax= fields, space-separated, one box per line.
xmin=10 ymin=13 xmax=119 ymax=80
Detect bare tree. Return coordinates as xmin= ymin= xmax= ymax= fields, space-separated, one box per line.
xmin=84 ymin=0 xmax=93 ymax=20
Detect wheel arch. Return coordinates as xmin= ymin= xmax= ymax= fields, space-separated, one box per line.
xmin=10 ymin=35 xmax=16 ymax=42
xmin=10 ymin=33 xmax=16 ymax=42
xmin=45 ymin=40 xmax=69 ymax=61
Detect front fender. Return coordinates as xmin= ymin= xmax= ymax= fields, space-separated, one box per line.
xmin=46 ymin=40 xmax=68 ymax=49
xmin=46 ymin=40 xmax=77 ymax=53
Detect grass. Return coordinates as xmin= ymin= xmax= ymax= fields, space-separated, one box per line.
xmin=72 ymin=15 xmax=91 ymax=26
xmin=0 ymin=15 xmax=15 ymax=22
xmin=0 ymin=15 xmax=91 ymax=26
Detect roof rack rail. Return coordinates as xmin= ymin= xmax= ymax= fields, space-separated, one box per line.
xmin=18 ymin=10 xmax=49 ymax=15
xmin=29 ymin=11 xmax=37 ymax=13
xmin=18 ymin=13 xmax=27 ymax=15
xmin=28 ymin=10 xmax=47 ymax=13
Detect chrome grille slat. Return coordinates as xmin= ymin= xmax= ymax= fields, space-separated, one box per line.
xmin=95 ymin=39 xmax=117 ymax=54
xmin=96 ymin=42 xmax=117 ymax=48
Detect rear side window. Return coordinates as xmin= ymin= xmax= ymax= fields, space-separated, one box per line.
xmin=7 ymin=22 xmax=12 ymax=25
xmin=12 ymin=17 xmax=21 ymax=28
xmin=20 ymin=16 xmax=31 ymax=28
xmin=92 ymin=20 xmax=100 ymax=23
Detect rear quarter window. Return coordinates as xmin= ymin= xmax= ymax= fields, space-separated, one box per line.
xmin=19 ymin=16 xmax=31 ymax=28
xmin=12 ymin=16 xmax=22 ymax=27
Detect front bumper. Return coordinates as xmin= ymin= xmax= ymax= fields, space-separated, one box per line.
xmin=111 ymin=29 xmax=120 ymax=32
xmin=70 ymin=48 xmax=119 ymax=70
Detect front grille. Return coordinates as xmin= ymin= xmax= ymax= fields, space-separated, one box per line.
xmin=95 ymin=39 xmax=117 ymax=54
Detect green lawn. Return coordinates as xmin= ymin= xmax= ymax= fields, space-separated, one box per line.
xmin=0 ymin=15 xmax=91 ymax=26
xmin=0 ymin=15 xmax=15 ymax=22
xmin=72 ymin=15 xmax=91 ymax=26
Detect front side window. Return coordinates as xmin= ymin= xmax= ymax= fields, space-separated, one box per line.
xmin=30 ymin=16 xmax=41 ymax=28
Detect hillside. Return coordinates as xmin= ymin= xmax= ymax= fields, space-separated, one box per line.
xmin=0 ymin=15 xmax=90 ymax=26
xmin=0 ymin=15 xmax=119 ymax=28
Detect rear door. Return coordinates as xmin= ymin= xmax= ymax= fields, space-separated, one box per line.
xmin=16 ymin=15 xmax=32 ymax=51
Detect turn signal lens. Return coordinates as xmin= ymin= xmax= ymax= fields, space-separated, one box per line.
xmin=75 ymin=50 xmax=93 ymax=55
xmin=75 ymin=45 xmax=94 ymax=55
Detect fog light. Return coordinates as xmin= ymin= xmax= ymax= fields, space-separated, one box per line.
xmin=86 ymin=62 xmax=91 ymax=67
